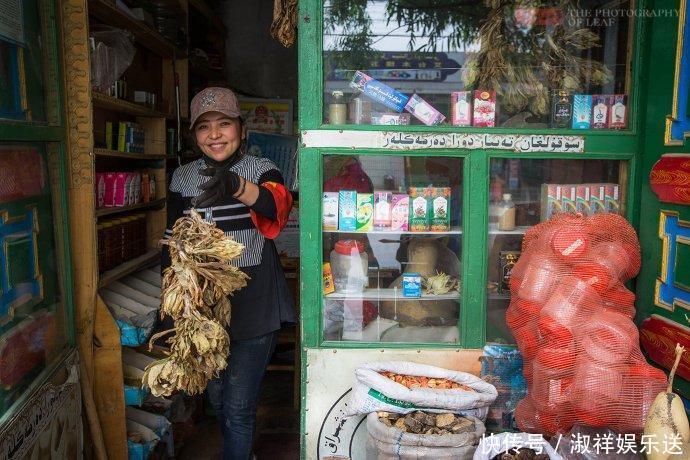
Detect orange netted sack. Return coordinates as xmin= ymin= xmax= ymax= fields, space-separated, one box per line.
xmin=507 ymin=213 xmax=666 ymax=436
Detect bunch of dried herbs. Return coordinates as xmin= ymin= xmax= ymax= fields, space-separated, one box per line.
xmin=143 ymin=210 xmax=248 ymax=397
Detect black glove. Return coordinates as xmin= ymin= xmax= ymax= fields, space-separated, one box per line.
xmin=192 ymin=166 xmax=241 ymax=208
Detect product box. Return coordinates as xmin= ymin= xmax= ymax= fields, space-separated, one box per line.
xmin=473 ymin=90 xmax=496 ymax=127
xmin=96 ymin=173 xmax=106 ymax=208
xmin=591 ymin=95 xmax=610 ymax=129
xmin=450 ymin=91 xmax=472 ymax=126
xmin=408 ymin=187 xmax=430 ymax=231
xmin=550 ymin=92 xmax=573 ymax=128
xmin=572 ymin=95 xmax=593 ymax=129
xmin=430 ymin=187 xmax=451 ymax=231
xmin=133 ymin=173 xmax=142 ymax=204
xmin=391 ymin=194 xmax=409 ymax=232
xmin=371 ymin=112 xmax=411 ymax=125
xmin=561 ymin=185 xmax=577 ymax=213
xmin=113 ymin=173 xmax=128 ymax=207
xmin=105 ymin=122 xmax=114 ymax=150
xmin=323 ymin=263 xmax=335 ymax=295
xmin=373 ymin=191 xmax=392 ymax=230
xmin=575 ymin=184 xmax=591 ymax=215
xmin=104 ymin=172 xmax=117 ymax=207
xmin=350 ymin=71 xmax=410 ymax=113
xmin=356 ymin=193 xmax=374 ymax=232
xmin=338 ymin=191 xmax=357 ymax=231
xmin=402 ymin=273 xmax=422 ymax=298
xmin=404 ymin=94 xmax=445 ymax=126
xmin=141 ymin=173 xmax=150 ymax=203
xmin=605 ymin=184 xmax=621 ymax=214
xmin=590 ymin=184 xmax=606 ymax=214
xmin=540 ymin=184 xmax=563 ymax=221
xmin=608 ymin=94 xmax=627 ymax=129
xmin=499 ymin=251 xmax=520 ymax=295
xmin=323 ymin=192 xmax=339 ymax=230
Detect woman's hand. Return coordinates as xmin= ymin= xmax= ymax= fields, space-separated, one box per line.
xmin=192 ymin=166 xmax=241 ymax=208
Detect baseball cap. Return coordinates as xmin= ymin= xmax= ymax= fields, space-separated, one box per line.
xmin=190 ymin=87 xmax=242 ymax=126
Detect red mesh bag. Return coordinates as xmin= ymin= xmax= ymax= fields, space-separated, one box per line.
xmin=506 ymin=213 xmax=666 ymax=435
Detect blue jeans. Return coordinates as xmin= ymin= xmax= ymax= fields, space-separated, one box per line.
xmin=207 ymin=330 xmax=278 ymax=460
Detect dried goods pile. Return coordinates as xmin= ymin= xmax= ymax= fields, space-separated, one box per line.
xmin=377 ymin=411 xmax=475 ymax=436
xmin=507 ymin=213 xmax=666 ymax=435
xmin=379 ymin=371 xmax=475 ymax=391
xmin=490 ymin=448 xmax=550 ymax=460
xmin=142 ymin=210 xmax=248 ymax=397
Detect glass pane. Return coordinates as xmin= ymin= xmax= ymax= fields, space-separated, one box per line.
xmin=321 ymin=154 xmax=463 ymax=343
xmin=485 ymin=158 xmax=627 ymax=344
xmin=323 ymin=1 xmax=632 ymax=129
xmin=0 ymin=143 xmax=70 ymax=417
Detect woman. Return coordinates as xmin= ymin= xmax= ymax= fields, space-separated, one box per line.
xmin=162 ymin=87 xmax=295 ymax=459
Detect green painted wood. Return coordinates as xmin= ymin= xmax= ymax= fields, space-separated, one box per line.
xmin=297 ymin=0 xmax=322 ymax=130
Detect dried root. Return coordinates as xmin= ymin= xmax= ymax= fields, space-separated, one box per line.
xmin=143 ymin=210 xmax=248 ymax=397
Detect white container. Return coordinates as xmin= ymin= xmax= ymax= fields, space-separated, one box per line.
xmin=330 ymin=240 xmax=368 ymax=293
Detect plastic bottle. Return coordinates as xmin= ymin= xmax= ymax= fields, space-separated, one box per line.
xmin=497 ymin=193 xmax=516 ymax=231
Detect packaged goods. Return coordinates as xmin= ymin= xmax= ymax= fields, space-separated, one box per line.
xmin=604 ymin=183 xmax=620 ymax=214
xmin=373 ymin=191 xmax=392 ymax=230
xmin=498 ymin=251 xmax=520 ymax=294
xmin=591 ymin=94 xmax=609 ymax=129
xmin=473 ymin=90 xmax=496 ymax=127
xmin=550 ymin=91 xmax=572 ymax=128
xmin=371 ymin=112 xmax=411 ymax=125
xmin=338 ymin=190 xmax=357 ymax=231
xmin=348 ymin=96 xmax=372 ymax=124
xmin=113 ymin=172 xmax=128 ymax=207
xmin=561 ymin=185 xmax=576 ymax=213
xmin=391 ymin=194 xmax=409 ymax=231
xmin=328 ymin=90 xmax=347 ymax=124
xmin=575 ymin=185 xmax=590 ymax=215
xmin=330 ymin=240 xmax=369 ymax=293
xmin=408 ymin=187 xmax=430 ymax=231
xmin=96 ymin=173 xmax=106 ymax=207
xmin=104 ymin=172 xmax=117 ymax=207
xmin=402 ymin=273 xmax=421 ymax=298
xmin=430 ymin=187 xmax=451 ymax=231
xmin=540 ymin=184 xmax=562 ymax=221
xmin=322 ymin=192 xmax=339 ymax=230
xmin=141 ymin=173 xmax=150 ymax=203
xmin=572 ymin=94 xmax=592 ymax=129
xmin=589 ymin=184 xmax=606 ymax=213
xmin=350 ymin=71 xmax=410 ymax=112
xmin=497 ymin=193 xmax=515 ymax=231
xmin=322 ymin=263 xmax=335 ymax=295
xmin=356 ymin=193 xmax=374 ymax=231
xmin=608 ymin=94 xmax=628 ymax=129
xmin=450 ymin=91 xmax=472 ymax=126
xmin=405 ymin=94 xmax=445 ymax=126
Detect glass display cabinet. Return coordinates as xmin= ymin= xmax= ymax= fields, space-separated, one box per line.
xmin=298 ymin=0 xmax=644 ymax=457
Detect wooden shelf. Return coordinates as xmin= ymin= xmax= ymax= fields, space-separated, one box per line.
xmin=188 ymin=0 xmax=227 ymax=34
xmin=88 ymin=0 xmax=185 ymax=58
xmin=96 ymin=198 xmax=166 ymax=217
xmin=98 ymin=249 xmax=161 ymax=288
xmin=94 ymin=148 xmax=166 ymax=160
xmin=92 ymin=92 xmax=172 ymax=118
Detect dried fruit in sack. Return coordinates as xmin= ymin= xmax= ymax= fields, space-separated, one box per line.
xmin=143 ymin=210 xmax=248 ymax=397
xmin=379 ymin=371 xmax=476 ymax=391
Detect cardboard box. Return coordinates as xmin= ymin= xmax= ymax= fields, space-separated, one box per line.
xmin=350 ymin=71 xmax=410 ymax=112
xmin=356 ymin=193 xmax=374 ymax=232
xmin=405 ymin=94 xmax=445 ymax=126
xmin=608 ymin=94 xmax=627 ymax=129
xmin=591 ymin=95 xmax=610 ymax=129
xmin=575 ymin=185 xmax=591 ymax=215
xmin=408 ymin=187 xmax=430 ymax=231
xmin=450 ymin=91 xmax=472 ymax=126
xmin=590 ymin=184 xmax=606 ymax=214
xmin=473 ymin=90 xmax=496 ymax=127
xmin=371 ymin=112 xmax=411 ymax=125
xmin=561 ymin=185 xmax=577 ymax=213
xmin=605 ymin=184 xmax=621 ymax=214
xmin=572 ymin=95 xmax=592 ymax=129
xmin=430 ymin=187 xmax=451 ymax=232
xmin=391 ymin=194 xmax=409 ymax=232
xmin=550 ymin=92 xmax=573 ymax=128
xmin=373 ymin=191 xmax=392 ymax=230
xmin=323 ymin=192 xmax=339 ymax=230
xmin=540 ymin=184 xmax=563 ymax=221
xmin=402 ymin=273 xmax=422 ymax=298
xmin=338 ymin=190 xmax=357 ymax=231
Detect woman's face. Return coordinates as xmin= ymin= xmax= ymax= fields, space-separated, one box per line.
xmin=194 ymin=111 xmax=244 ymax=162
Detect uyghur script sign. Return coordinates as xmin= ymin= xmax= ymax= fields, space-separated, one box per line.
xmin=381 ymin=132 xmax=585 ymax=152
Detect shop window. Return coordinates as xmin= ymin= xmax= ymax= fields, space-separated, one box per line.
xmin=323 ymin=0 xmax=632 ymax=130
xmin=321 ymin=154 xmax=463 ymax=343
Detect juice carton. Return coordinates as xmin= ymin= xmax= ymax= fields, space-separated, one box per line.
xmin=356 ymin=193 xmax=374 ymax=232
xmin=338 ymin=191 xmax=357 ymax=231
xmin=605 ymin=184 xmax=621 ymax=214
xmin=540 ymin=184 xmax=563 ymax=221
xmin=572 ymin=95 xmax=593 ymax=129
xmin=391 ymin=194 xmax=409 ymax=232
xmin=404 ymin=94 xmax=445 ymax=126
xmin=561 ymin=185 xmax=577 ymax=213
xmin=450 ymin=91 xmax=472 ymax=126
xmin=608 ymin=95 xmax=627 ymax=129
xmin=408 ymin=187 xmax=430 ymax=231
xmin=590 ymin=184 xmax=606 ymax=214
xmin=373 ymin=191 xmax=392 ymax=230
xmin=322 ymin=192 xmax=339 ymax=230
xmin=591 ymin=95 xmax=610 ymax=129
xmin=430 ymin=187 xmax=451 ymax=231
xmin=473 ymin=90 xmax=496 ymax=127
xmin=575 ymin=185 xmax=591 ymax=215
xmin=402 ymin=273 xmax=422 ymax=298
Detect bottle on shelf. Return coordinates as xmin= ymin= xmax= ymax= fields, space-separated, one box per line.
xmin=498 ymin=193 xmax=516 ymax=231
xmin=329 ymin=91 xmax=347 ymax=124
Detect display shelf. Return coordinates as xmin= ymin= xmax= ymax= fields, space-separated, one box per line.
xmin=96 ymin=198 xmax=166 ymax=217
xmin=325 ymin=289 xmax=460 ymax=301
xmin=488 ymin=225 xmax=530 ymax=235
xmin=324 ymin=227 xmax=463 ymax=235
xmin=93 ymin=92 xmax=172 ymax=118
xmin=98 ymin=250 xmax=161 ymax=288
xmin=88 ymin=0 xmax=185 ymax=58
xmin=188 ymin=0 xmax=227 ymax=34
xmin=94 ymin=148 xmax=166 ymax=161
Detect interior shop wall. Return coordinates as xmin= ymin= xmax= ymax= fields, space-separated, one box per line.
xmin=220 ymin=0 xmax=298 ymax=101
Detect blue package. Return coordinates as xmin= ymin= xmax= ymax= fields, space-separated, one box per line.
xmin=480 ymin=344 xmax=528 ymax=432
xmin=402 ymin=273 xmax=421 ymax=297
xmin=350 ymin=71 xmax=410 ymax=113
xmin=572 ymin=94 xmax=592 ymax=129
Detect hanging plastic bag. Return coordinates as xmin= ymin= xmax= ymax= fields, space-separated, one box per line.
xmin=90 ymin=28 xmax=136 ymax=92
